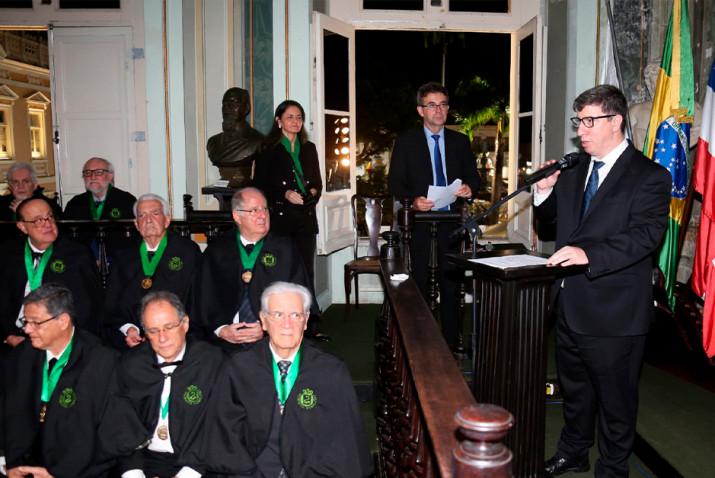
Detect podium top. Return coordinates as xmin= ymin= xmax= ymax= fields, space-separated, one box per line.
xmin=448 ymin=248 xmax=585 ymax=281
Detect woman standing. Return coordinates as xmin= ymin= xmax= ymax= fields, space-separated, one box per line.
xmin=253 ymin=100 xmax=322 ymax=284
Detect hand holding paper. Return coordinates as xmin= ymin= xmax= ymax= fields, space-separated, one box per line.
xmin=427 ymin=179 xmax=462 ymax=210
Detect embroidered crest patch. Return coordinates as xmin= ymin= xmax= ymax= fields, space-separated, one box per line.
xmin=110 ymin=208 xmax=121 ymax=219
xmin=168 ymin=256 xmax=183 ymax=271
xmin=297 ymin=388 xmax=317 ymax=410
xmin=58 ymin=388 xmax=76 ymax=408
xmin=183 ymin=385 xmax=203 ymax=405
xmin=261 ymin=253 xmax=276 ymax=267
xmin=50 ymin=259 xmax=66 ymax=273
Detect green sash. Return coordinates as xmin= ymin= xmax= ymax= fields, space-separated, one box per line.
xmin=280 ymin=136 xmax=307 ymax=195
xmin=272 ymin=348 xmax=302 ymax=405
xmin=41 ymin=337 xmax=74 ymax=403
xmin=24 ymin=242 xmax=54 ymax=291
xmin=140 ymin=235 xmax=168 ymax=278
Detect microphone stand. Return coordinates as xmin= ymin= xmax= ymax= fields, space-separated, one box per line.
xmin=455 ymin=176 xmax=547 ymax=258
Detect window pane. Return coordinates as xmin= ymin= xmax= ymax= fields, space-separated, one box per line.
xmin=59 ymin=0 xmax=120 ymax=8
xmin=518 ymin=34 xmax=533 ymax=113
xmin=363 ymin=0 xmax=422 ymax=10
xmin=323 ymin=30 xmax=349 ymax=112
xmin=324 ymin=114 xmax=351 ymax=192
xmin=450 ymin=0 xmax=508 ymax=13
xmin=29 ymin=113 xmax=40 ymax=128
xmin=517 ymin=115 xmax=533 ymax=188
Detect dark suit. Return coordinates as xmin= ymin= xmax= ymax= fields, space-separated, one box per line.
xmin=0 ymin=187 xmax=62 ymax=223
xmin=102 ymin=233 xmax=202 ymax=348
xmin=203 ymin=339 xmax=373 ymax=477
xmin=253 ymin=141 xmax=322 ymax=283
xmin=1 ymin=329 xmax=119 ymax=478
xmin=534 ymin=143 xmax=671 ymax=476
xmin=195 ymin=231 xmax=320 ymax=349
xmin=0 ymin=235 xmax=102 ymax=341
xmin=388 ymin=127 xmax=479 ymax=347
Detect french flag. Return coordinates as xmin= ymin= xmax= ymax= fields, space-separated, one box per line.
xmin=692 ymin=58 xmax=715 ymax=357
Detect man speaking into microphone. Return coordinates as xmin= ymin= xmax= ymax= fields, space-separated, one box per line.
xmin=534 ymin=85 xmax=670 ymax=478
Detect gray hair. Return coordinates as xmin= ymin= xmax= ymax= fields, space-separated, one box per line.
xmin=231 ymin=186 xmax=266 ymax=211
xmin=84 ymin=157 xmax=115 ymax=173
xmin=134 ymin=193 xmax=170 ymax=216
xmin=23 ymin=283 xmax=75 ymax=324
xmin=140 ymin=290 xmax=187 ymax=327
xmin=6 ymin=162 xmax=38 ymax=185
xmin=260 ymin=281 xmax=312 ymax=314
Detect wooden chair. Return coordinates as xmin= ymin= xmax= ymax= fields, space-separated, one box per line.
xmin=344 ymin=194 xmax=386 ymax=308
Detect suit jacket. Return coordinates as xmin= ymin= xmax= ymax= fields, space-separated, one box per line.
xmin=1 ymin=329 xmax=119 ymax=478
xmin=253 ymin=141 xmax=322 ymax=235
xmin=534 ymin=144 xmax=671 ymax=336
xmin=103 ymin=233 xmax=201 ymax=346
xmin=195 ymin=230 xmax=319 ymax=336
xmin=98 ymin=339 xmax=224 ymax=474
xmin=0 ymin=235 xmax=102 ymax=340
xmin=388 ymin=127 xmax=480 ymax=207
xmin=203 ymin=339 xmax=373 ymax=478
xmin=0 ymin=187 xmax=63 ymax=222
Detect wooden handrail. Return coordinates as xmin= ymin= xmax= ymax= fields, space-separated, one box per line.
xmin=377 ymin=258 xmax=512 ymax=477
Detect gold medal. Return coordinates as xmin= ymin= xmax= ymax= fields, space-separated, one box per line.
xmin=39 ymin=403 xmax=47 ymax=423
xmin=141 ymin=277 xmax=153 ymax=289
xmin=157 ymin=424 xmax=169 ymax=440
xmin=241 ymin=270 xmax=253 ymax=283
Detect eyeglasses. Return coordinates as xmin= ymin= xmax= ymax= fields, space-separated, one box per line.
xmin=82 ymin=169 xmax=110 ymax=178
xmin=263 ymin=310 xmax=307 ymax=322
xmin=144 ymin=317 xmax=185 ymax=337
xmin=22 ymin=214 xmax=55 ymax=226
xmin=570 ymin=115 xmax=616 ymax=128
xmin=10 ymin=179 xmax=34 ymax=187
xmin=19 ymin=313 xmax=61 ymax=328
xmin=420 ymin=102 xmax=449 ymax=110
xmin=236 ymin=207 xmax=270 ymax=216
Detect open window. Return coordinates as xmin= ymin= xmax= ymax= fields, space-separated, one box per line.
xmin=313 ymin=13 xmax=356 ymax=255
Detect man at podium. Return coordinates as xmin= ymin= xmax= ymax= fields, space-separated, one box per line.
xmin=533 ymin=85 xmax=671 ymax=477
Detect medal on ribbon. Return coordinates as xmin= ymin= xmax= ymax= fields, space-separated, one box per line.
xmin=139 ymin=235 xmax=168 ymax=290
xmin=40 ymin=337 xmax=74 ymax=422
xmin=236 ymin=233 xmax=264 ymax=284
xmin=25 ymin=242 xmax=54 ymax=292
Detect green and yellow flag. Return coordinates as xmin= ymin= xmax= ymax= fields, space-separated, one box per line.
xmin=643 ymin=0 xmax=694 ymax=310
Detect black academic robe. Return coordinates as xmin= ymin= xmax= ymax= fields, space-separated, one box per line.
xmin=0 ymin=235 xmax=102 ymax=341
xmin=103 ymin=234 xmax=201 ymax=348
xmin=63 ymin=186 xmax=138 ymax=259
xmin=1 ymin=329 xmax=119 ymax=478
xmin=98 ymin=339 xmax=224 ymax=475
xmin=0 ymin=187 xmax=63 ymax=222
xmin=195 ymin=231 xmax=319 ymax=337
xmin=203 ymin=339 xmax=373 ymax=478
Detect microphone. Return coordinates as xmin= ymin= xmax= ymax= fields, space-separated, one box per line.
xmin=523 ymin=152 xmax=583 ymax=186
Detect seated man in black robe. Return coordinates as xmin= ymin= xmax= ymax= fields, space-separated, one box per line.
xmin=103 ymin=193 xmax=201 ymax=349
xmin=0 ymin=283 xmax=118 ymax=478
xmin=195 ymin=187 xmax=320 ymax=351
xmin=99 ymin=291 xmax=224 ymax=478
xmin=0 ymin=198 xmax=102 ymax=350
xmin=0 ymin=162 xmax=61 ymax=223
xmin=63 ymin=157 xmax=138 ymax=261
xmin=203 ymin=282 xmax=373 ymax=477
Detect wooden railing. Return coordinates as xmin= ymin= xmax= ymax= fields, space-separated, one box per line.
xmin=377 ymin=256 xmax=513 ymax=478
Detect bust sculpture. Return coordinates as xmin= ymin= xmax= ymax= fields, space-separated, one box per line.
xmin=207 ymin=87 xmax=264 ymax=187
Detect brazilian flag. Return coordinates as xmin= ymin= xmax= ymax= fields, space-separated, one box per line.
xmin=643 ymin=0 xmax=695 ymax=311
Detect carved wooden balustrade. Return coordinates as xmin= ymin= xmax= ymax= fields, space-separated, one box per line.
xmin=377 ymin=255 xmax=513 ymax=478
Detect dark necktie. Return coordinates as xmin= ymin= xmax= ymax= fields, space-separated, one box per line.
xmin=277 ymin=360 xmax=291 ymax=382
xmin=238 ymin=243 xmax=258 ymax=323
xmin=580 ymin=161 xmax=605 ymax=220
xmin=47 ymin=358 xmax=57 ymax=374
xmin=431 ymin=134 xmax=447 ymax=187
xmin=147 ymin=251 xmax=155 ymax=261
xmin=32 ymin=251 xmax=44 ymax=268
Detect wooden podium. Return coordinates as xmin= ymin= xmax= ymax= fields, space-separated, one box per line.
xmin=449 ymin=249 xmax=566 ymax=478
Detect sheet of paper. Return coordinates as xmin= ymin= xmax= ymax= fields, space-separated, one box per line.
xmin=427 ymin=179 xmax=462 ymax=210
xmin=469 ymin=254 xmax=548 ymax=269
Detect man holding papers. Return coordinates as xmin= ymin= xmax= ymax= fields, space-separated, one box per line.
xmin=388 ymin=82 xmax=480 ymax=350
